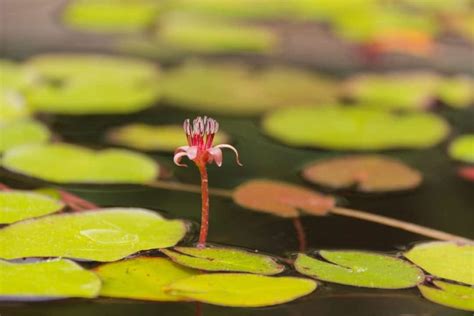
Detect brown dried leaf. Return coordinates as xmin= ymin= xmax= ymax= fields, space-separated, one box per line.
xmin=232 ymin=179 xmax=335 ymax=218
xmin=302 ymin=155 xmax=422 ymax=192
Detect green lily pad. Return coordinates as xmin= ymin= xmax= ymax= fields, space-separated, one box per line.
xmin=0 ymin=259 xmax=100 ymax=299
xmin=295 ymin=251 xmax=424 ymax=289
xmin=438 ymin=76 xmax=474 ymax=108
xmin=106 ymin=123 xmax=229 ymax=152
xmin=0 ymin=120 xmax=51 ymax=154
xmin=302 ymin=155 xmax=422 ymax=192
xmin=404 ymin=242 xmax=474 ymax=285
xmin=418 ymin=280 xmax=474 ymax=311
xmin=0 ymin=190 xmax=64 ymax=224
xmin=94 ymin=257 xmax=198 ymax=301
xmin=2 ymin=143 xmax=158 ymax=184
xmin=166 ymin=273 xmax=317 ymax=307
xmin=263 ymin=106 xmax=449 ymax=150
xmin=158 ymin=14 xmax=277 ymax=54
xmin=448 ymin=135 xmax=474 ymax=163
xmin=344 ymin=72 xmax=440 ymax=110
xmin=0 ymin=90 xmax=30 ymax=123
xmin=0 ymin=208 xmax=186 ymax=261
xmin=25 ymin=54 xmax=161 ymax=115
xmin=161 ymin=247 xmax=285 ymax=275
xmin=63 ymin=0 xmax=160 ymax=33
xmin=162 ymin=61 xmax=337 ymax=115
xmin=233 ymin=179 xmax=335 ymax=218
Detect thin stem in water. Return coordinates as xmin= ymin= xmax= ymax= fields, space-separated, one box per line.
xmin=197 ymin=163 xmax=209 ymax=247
xmin=292 ymin=217 xmax=307 ymax=252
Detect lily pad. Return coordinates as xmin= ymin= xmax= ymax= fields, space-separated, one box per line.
xmin=263 ymin=106 xmax=449 ymax=150
xmin=161 ymin=246 xmax=284 ymax=275
xmin=448 ymin=135 xmax=474 ymax=163
xmin=63 ymin=0 xmax=160 ymax=33
xmin=106 ymin=123 xmax=229 ymax=152
xmin=0 ymin=259 xmax=100 ymax=299
xmin=438 ymin=76 xmax=474 ymax=108
xmin=2 ymin=143 xmax=158 ymax=184
xmin=159 ymin=14 xmax=277 ymax=54
xmin=458 ymin=166 xmax=474 ymax=182
xmin=344 ymin=72 xmax=440 ymax=110
xmin=166 ymin=273 xmax=317 ymax=307
xmin=418 ymin=280 xmax=474 ymax=311
xmin=295 ymin=251 xmax=424 ymax=289
xmin=302 ymin=155 xmax=422 ymax=192
xmin=162 ymin=61 xmax=337 ymax=115
xmin=0 ymin=208 xmax=186 ymax=261
xmin=404 ymin=241 xmax=474 ymax=285
xmin=0 ymin=190 xmax=64 ymax=224
xmin=94 ymin=257 xmax=198 ymax=301
xmin=0 ymin=120 xmax=51 ymax=154
xmin=233 ymin=179 xmax=335 ymax=218
xmin=25 ymin=54 xmax=161 ymax=114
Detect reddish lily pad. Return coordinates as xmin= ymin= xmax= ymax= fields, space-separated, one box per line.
xmin=233 ymin=179 xmax=335 ymax=218
xmin=458 ymin=166 xmax=474 ymax=182
xmin=418 ymin=280 xmax=474 ymax=311
xmin=302 ymin=155 xmax=422 ymax=192
xmin=94 ymin=257 xmax=198 ymax=301
xmin=161 ymin=246 xmax=284 ymax=275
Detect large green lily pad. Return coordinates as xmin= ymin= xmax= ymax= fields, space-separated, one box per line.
xmin=0 ymin=120 xmax=51 ymax=154
xmin=233 ymin=179 xmax=335 ymax=218
xmin=438 ymin=76 xmax=474 ymax=108
xmin=0 ymin=190 xmax=64 ymax=224
xmin=166 ymin=273 xmax=317 ymax=307
xmin=302 ymin=155 xmax=422 ymax=192
xmin=0 ymin=259 xmax=100 ymax=299
xmin=63 ymin=0 xmax=160 ymax=33
xmin=263 ymin=106 xmax=449 ymax=150
xmin=418 ymin=280 xmax=474 ymax=311
xmin=0 ymin=208 xmax=186 ymax=261
xmin=106 ymin=123 xmax=229 ymax=152
xmin=25 ymin=54 xmax=161 ymax=114
xmin=94 ymin=257 xmax=198 ymax=301
xmin=162 ymin=61 xmax=337 ymax=115
xmin=404 ymin=241 xmax=473 ymax=285
xmin=1 ymin=143 xmax=158 ymax=184
xmin=159 ymin=14 xmax=277 ymax=54
xmin=161 ymin=247 xmax=284 ymax=275
xmin=448 ymin=135 xmax=474 ymax=163
xmin=295 ymin=251 xmax=424 ymax=289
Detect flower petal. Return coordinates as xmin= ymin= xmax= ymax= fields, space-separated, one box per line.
xmin=174 ymin=146 xmax=190 ymax=155
xmin=173 ymin=151 xmax=190 ymax=167
xmin=214 ymin=144 xmax=243 ymax=166
xmin=187 ymin=146 xmax=198 ymax=160
xmin=208 ymin=147 xmax=223 ymax=167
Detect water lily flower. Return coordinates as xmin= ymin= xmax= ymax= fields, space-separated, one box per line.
xmin=174 ymin=116 xmax=242 ymax=168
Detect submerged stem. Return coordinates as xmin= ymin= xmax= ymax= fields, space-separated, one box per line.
xmin=331 ymin=207 xmax=472 ymax=243
xmin=197 ymin=163 xmax=209 ymax=247
xmin=293 ymin=217 xmax=307 ymax=252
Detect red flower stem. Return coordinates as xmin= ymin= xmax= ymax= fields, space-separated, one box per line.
xmin=292 ymin=217 xmax=307 ymax=252
xmin=197 ymin=162 xmax=209 ymax=248
xmin=59 ymin=190 xmax=98 ymax=211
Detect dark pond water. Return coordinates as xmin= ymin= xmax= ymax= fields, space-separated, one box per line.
xmin=1 ymin=1 xmax=473 ymax=315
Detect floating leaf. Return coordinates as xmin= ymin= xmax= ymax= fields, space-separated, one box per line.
xmin=302 ymin=155 xmax=422 ymax=192
xmin=94 ymin=257 xmax=198 ymax=301
xmin=344 ymin=72 xmax=440 ymax=110
xmin=0 ymin=259 xmax=100 ymax=299
xmin=106 ymin=123 xmax=229 ymax=152
xmin=449 ymin=135 xmax=474 ymax=163
xmin=295 ymin=251 xmax=424 ymax=289
xmin=263 ymin=106 xmax=449 ymax=150
xmin=162 ymin=247 xmax=284 ymax=275
xmin=233 ymin=179 xmax=335 ymax=218
xmin=458 ymin=166 xmax=474 ymax=182
xmin=162 ymin=61 xmax=337 ymax=115
xmin=26 ymin=54 xmax=161 ymax=114
xmin=418 ymin=281 xmax=474 ymax=311
xmin=2 ymin=143 xmax=158 ymax=184
xmin=438 ymin=76 xmax=474 ymax=108
xmin=159 ymin=14 xmax=277 ymax=54
xmin=404 ymin=242 xmax=474 ymax=285
xmin=0 ymin=208 xmax=186 ymax=262
xmin=166 ymin=273 xmax=317 ymax=307
xmin=0 ymin=120 xmax=51 ymax=154
xmin=63 ymin=0 xmax=160 ymax=33
xmin=0 ymin=190 xmax=64 ymax=224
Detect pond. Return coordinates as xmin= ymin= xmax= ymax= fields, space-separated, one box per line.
xmin=0 ymin=1 xmax=473 ymax=316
